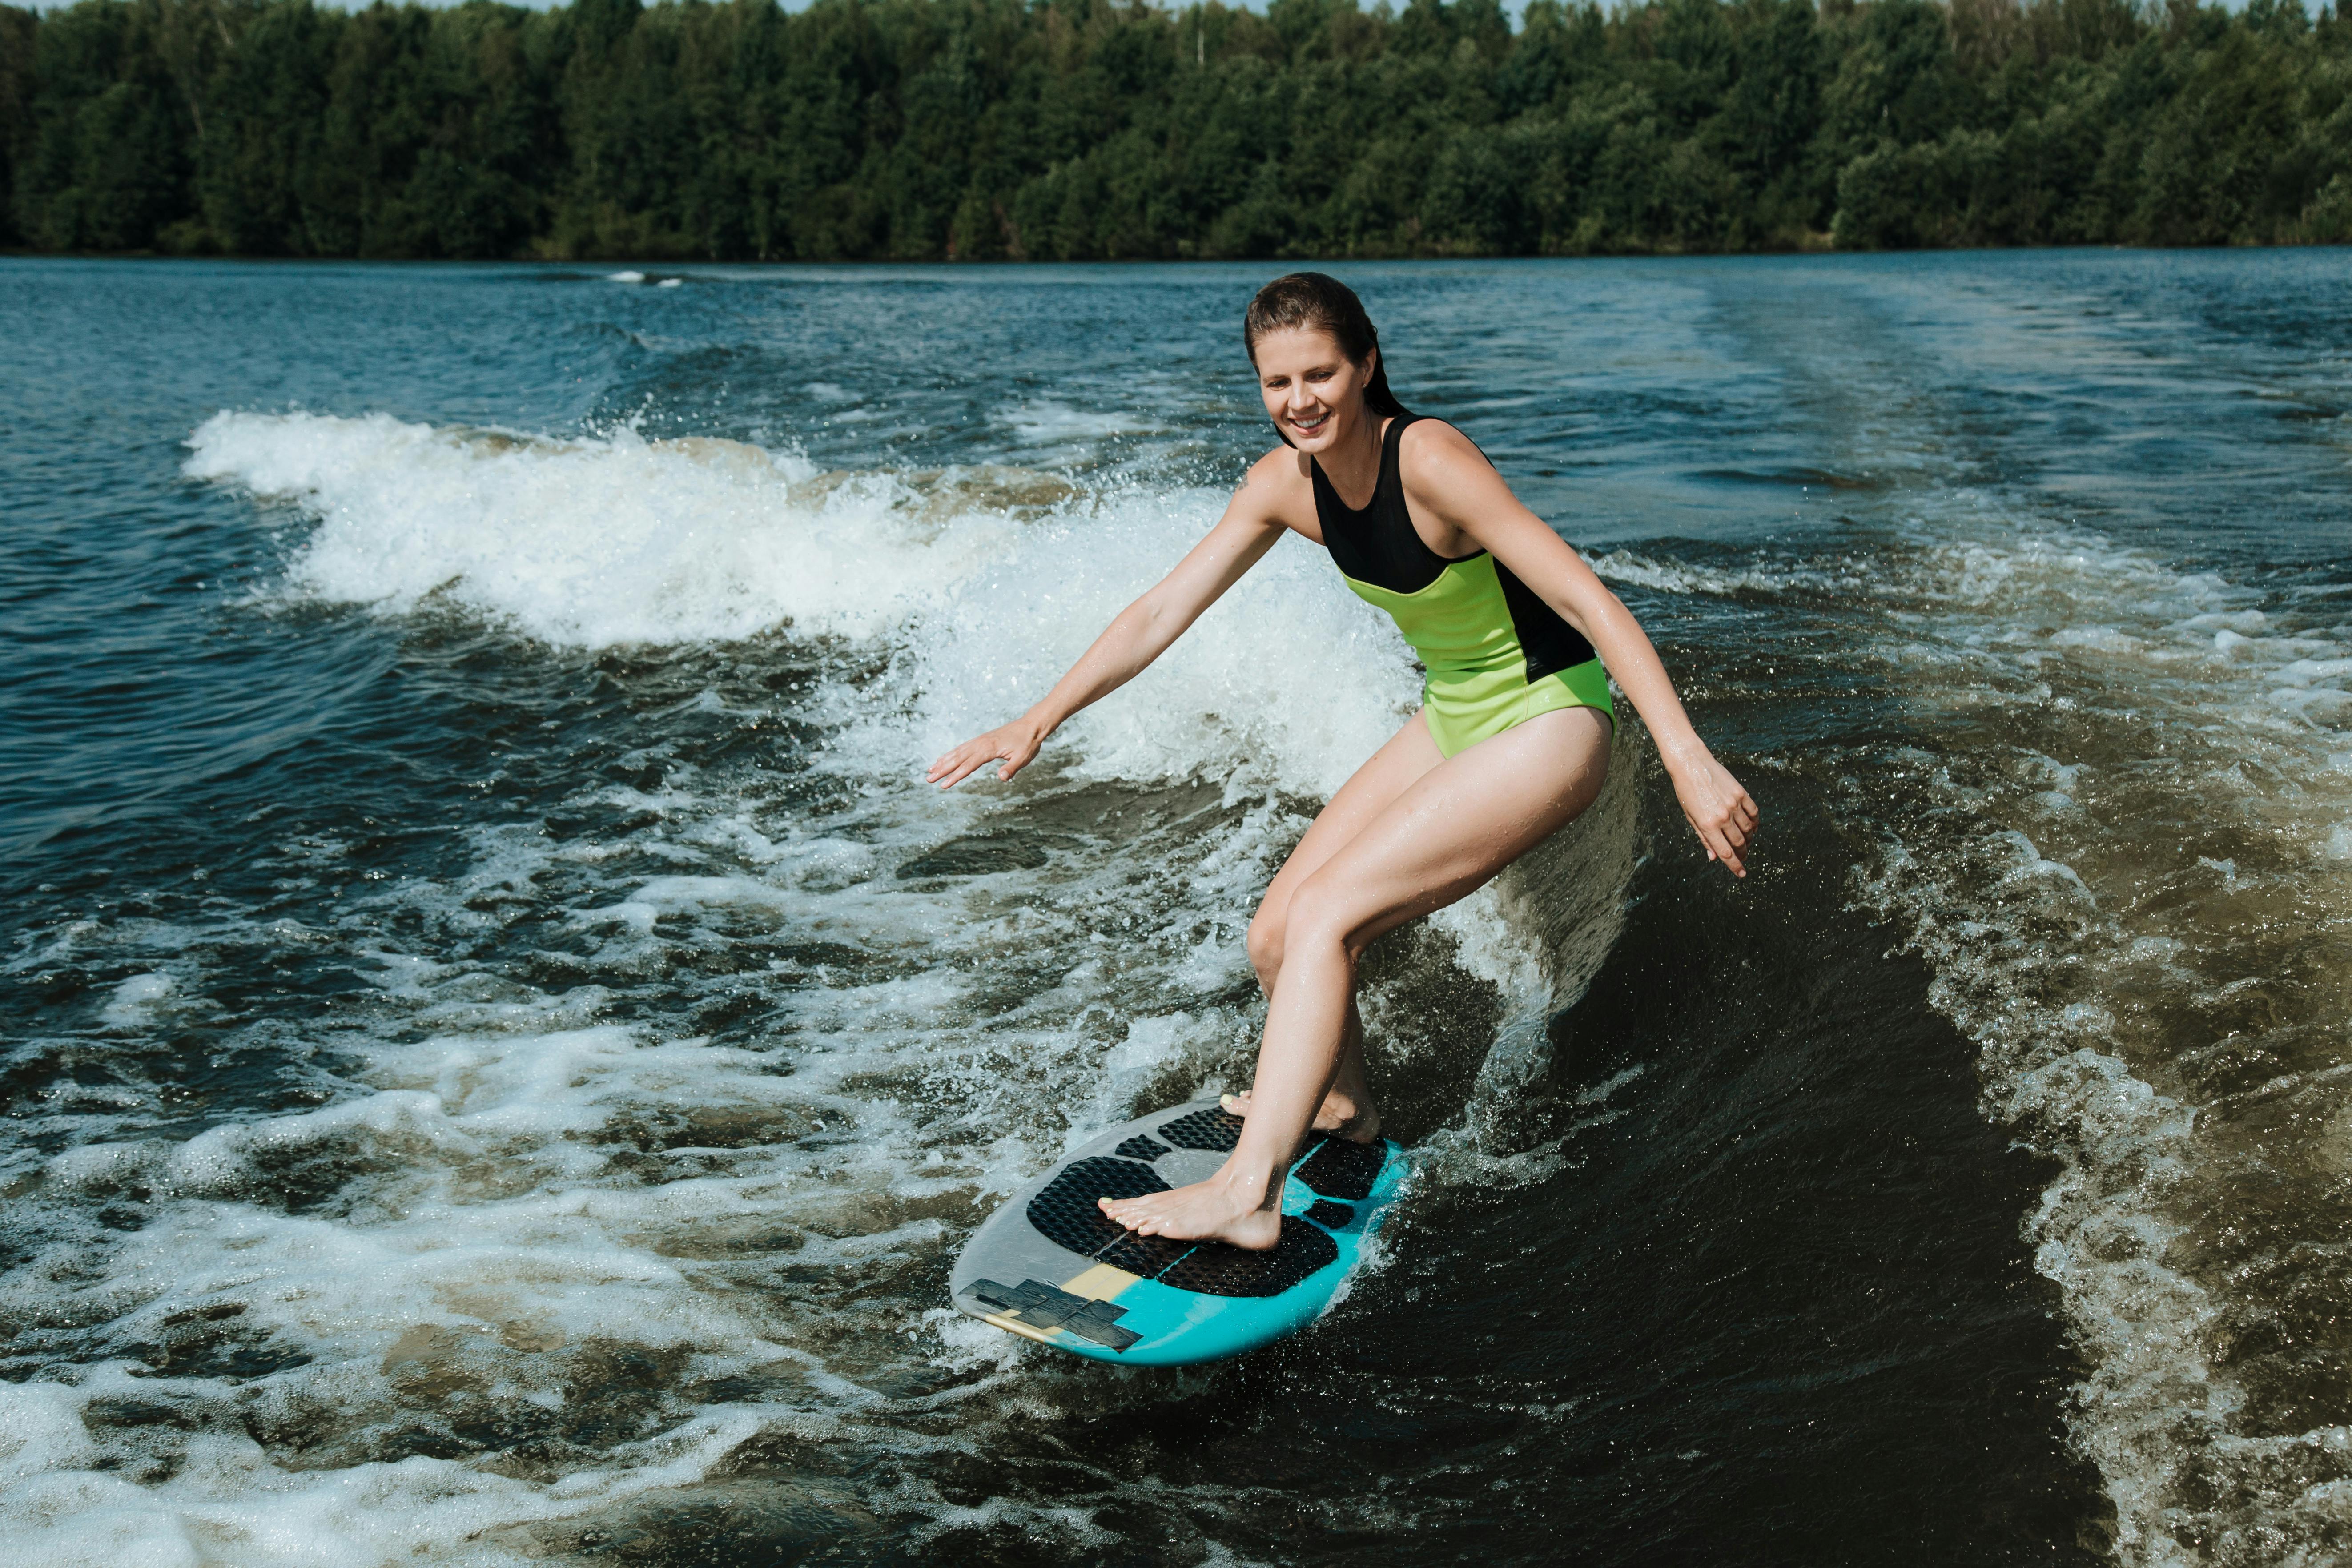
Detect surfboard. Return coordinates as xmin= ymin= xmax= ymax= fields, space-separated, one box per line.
xmin=949 ymin=1098 xmax=1407 ymax=1367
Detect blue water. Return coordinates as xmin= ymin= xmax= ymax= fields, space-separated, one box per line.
xmin=3 ymin=251 xmax=2349 ymax=1565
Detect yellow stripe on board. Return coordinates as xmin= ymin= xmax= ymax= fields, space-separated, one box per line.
xmin=1059 ymin=1263 xmax=1142 ymax=1300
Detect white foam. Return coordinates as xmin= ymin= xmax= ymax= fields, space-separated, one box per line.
xmin=184 ymin=413 xmax=1012 ymax=648
xmin=886 ymin=503 xmax=1418 ymax=799
xmin=0 ymin=1380 xmax=793 ymax=1568
xmin=3 ymin=740 xmax=1466 ymax=1556
xmin=185 ymin=411 xmax=1419 ymax=798
xmin=99 ymin=973 xmax=174 ymax=1029
xmin=1587 ymin=549 xmax=1869 ymax=600
xmin=0 ymin=1013 xmax=949 ymax=1564
xmin=997 ymin=400 xmax=1161 ymax=446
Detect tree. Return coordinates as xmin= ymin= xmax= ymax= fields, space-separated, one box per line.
xmin=3 ymin=0 xmax=2345 ymax=261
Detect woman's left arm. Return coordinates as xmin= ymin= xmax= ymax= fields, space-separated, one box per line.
xmin=1409 ymin=425 xmax=1760 ymax=877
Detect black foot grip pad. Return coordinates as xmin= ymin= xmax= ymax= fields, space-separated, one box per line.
xmin=1153 ymin=1217 xmax=1338 ymax=1298
xmin=1026 ymin=1157 xmax=1194 ymax=1275
xmin=1157 ymin=1106 xmax=1245 ymax=1153
xmin=1294 ymin=1135 xmax=1385 ymax=1200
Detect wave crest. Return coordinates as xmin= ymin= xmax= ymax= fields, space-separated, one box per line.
xmin=185 ymin=411 xmax=1425 ymax=798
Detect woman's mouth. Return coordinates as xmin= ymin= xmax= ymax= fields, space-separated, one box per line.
xmin=1290 ymin=410 xmax=1330 ymax=436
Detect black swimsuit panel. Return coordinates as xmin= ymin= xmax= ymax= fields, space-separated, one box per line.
xmin=1309 ymin=414 xmax=1466 ymax=594
xmin=1308 ymin=414 xmax=1598 ymax=683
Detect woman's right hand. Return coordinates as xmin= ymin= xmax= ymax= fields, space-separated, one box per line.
xmin=1668 ymin=747 xmax=1759 ymax=879
xmin=927 ymin=716 xmax=1049 ymax=789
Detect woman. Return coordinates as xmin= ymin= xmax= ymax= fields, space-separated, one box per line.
xmin=929 ymin=273 xmax=1757 ymax=1252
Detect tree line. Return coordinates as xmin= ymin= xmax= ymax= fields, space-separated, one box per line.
xmin=1 ymin=0 xmax=2347 ymax=261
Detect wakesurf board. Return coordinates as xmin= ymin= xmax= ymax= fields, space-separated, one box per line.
xmin=949 ymin=1098 xmax=1406 ymax=1366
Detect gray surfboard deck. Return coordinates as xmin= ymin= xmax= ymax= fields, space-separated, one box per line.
xmin=949 ymin=1098 xmax=1407 ymax=1366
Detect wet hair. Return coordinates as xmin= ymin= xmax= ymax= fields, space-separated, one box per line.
xmin=1243 ymin=273 xmax=1408 ymax=438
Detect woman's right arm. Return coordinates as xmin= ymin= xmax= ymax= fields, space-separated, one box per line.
xmin=927 ymin=463 xmax=1294 ymax=789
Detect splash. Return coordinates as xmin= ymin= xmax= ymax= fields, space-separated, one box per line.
xmin=0 ymin=408 xmax=1651 ymax=1564
xmin=185 ymin=411 xmax=1419 ymax=798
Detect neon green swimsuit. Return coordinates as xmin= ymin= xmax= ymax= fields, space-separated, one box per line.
xmin=1311 ymin=413 xmax=1612 ymax=758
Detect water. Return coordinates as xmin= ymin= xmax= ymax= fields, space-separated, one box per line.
xmin=2 ymin=251 xmax=2348 ymax=1567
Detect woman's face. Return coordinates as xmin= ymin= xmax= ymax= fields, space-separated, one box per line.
xmin=1252 ymin=325 xmax=1375 ymax=454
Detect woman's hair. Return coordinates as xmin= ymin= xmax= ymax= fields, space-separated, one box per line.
xmin=1243 ymin=272 xmax=1408 ymax=430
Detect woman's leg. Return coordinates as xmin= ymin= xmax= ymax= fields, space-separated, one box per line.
xmin=1101 ymin=705 xmax=1612 ymax=1249
xmin=1235 ymin=711 xmax=1446 ymax=1140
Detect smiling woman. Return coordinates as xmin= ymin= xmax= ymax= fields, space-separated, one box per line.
xmin=927 ymin=272 xmax=1758 ymax=1254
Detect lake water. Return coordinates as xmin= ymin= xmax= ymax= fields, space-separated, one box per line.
xmin=4 ymin=250 xmax=2349 ymax=1566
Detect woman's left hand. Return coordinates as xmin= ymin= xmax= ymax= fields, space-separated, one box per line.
xmin=1670 ymin=752 xmax=1759 ymax=878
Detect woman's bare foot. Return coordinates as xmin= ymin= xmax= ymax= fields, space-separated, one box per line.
xmin=1220 ymin=1089 xmax=1382 ymax=1143
xmin=1098 ymin=1176 xmax=1283 ymax=1250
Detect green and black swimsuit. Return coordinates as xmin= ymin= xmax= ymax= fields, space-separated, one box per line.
xmin=1310 ymin=412 xmax=1613 ymax=758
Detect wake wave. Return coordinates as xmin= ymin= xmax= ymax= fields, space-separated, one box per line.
xmin=1693 ymin=515 xmax=2352 ymax=1567
xmin=185 ymin=410 xmax=1421 ymax=800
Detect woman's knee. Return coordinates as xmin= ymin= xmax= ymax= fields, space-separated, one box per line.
xmin=1280 ymin=880 xmax=1369 ymax=962
xmin=1245 ymin=903 xmax=1286 ymax=990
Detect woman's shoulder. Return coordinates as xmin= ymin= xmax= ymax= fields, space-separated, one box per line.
xmin=1395 ymin=415 xmax=1479 ymax=458
xmin=1238 ymin=444 xmax=1315 ymax=499
xmin=1246 ymin=442 xmax=1315 ymax=475
xmin=1223 ymin=446 xmax=1318 ymax=536
xmin=1394 ymin=417 xmax=1495 ymax=486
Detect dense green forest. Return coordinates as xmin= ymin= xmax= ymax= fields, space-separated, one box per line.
xmin=1 ymin=0 xmax=2346 ymax=259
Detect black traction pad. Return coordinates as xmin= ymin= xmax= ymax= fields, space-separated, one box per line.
xmin=1154 ymin=1217 xmax=1339 ymax=1298
xmin=964 ymin=1277 xmax=1140 ymax=1351
xmin=1293 ymin=1135 xmax=1386 ymax=1200
xmin=1023 ymin=1154 xmax=1347 ymax=1299
xmin=1025 ymin=1157 xmax=1194 ymax=1277
xmin=1157 ymin=1105 xmax=1245 ymax=1153
xmin=1114 ymin=1135 xmax=1170 ymax=1162
xmin=1304 ymin=1199 xmax=1353 ymax=1230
